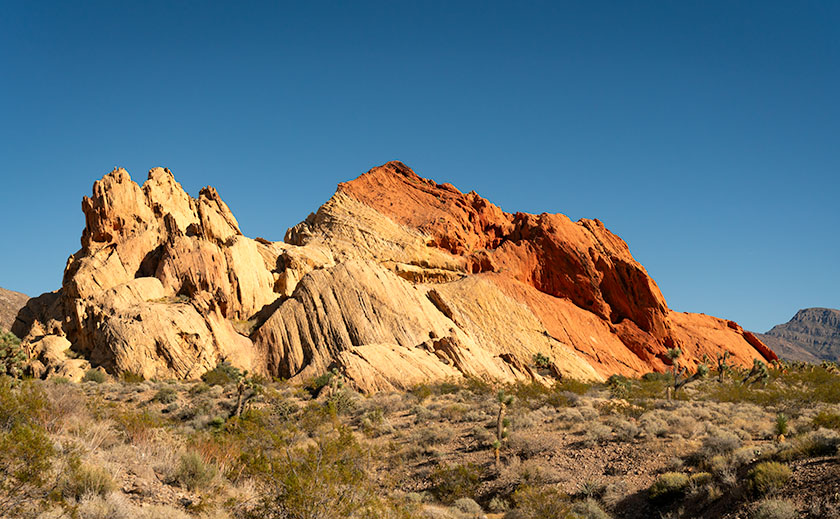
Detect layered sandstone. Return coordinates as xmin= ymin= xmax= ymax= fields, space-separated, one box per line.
xmin=14 ymin=162 xmax=776 ymax=388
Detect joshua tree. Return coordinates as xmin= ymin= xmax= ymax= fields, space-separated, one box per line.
xmin=493 ymin=390 xmax=514 ymax=470
xmin=232 ymin=370 xmax=262 ymax=419
xmin=715 ymin=351 xmax=732 ymax=382
xmin=666 ymin=348 xmax=709 ymax=399
xmin=741 ymin=358 xmax=770 ymax=386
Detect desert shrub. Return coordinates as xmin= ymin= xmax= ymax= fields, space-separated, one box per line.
xmin=748 ymin=462 xmax=791 ymax=495
xmin=429 ymin=380 xmax=463 ymax=395
xmin=75 ymin=492 xmax=196 ymax=519
xmin=412 ymin=424 xmax=456 ymax=446
xmin=153 ymin=386 xmax=178 ymax=404
xmin=689 ymin=472 xmax=713 ymax=486
xmin=248 ymin=425 xmax=387 ymax=519
xmin=61 ymin=461 xmax=116 ymax=499
xmin=189 ymin=382 xmax=211 ymax=395
xmin=648 ymin=472 xmax=690 ymax=501
xmin=429 ymin=463 xmax=481 ymax=504
xmin=174 ymin=451 xmax=216 ymax=491
xmin=507 ymin=430 xmax=557 ymax=458
xmin=113 ymin=409 xmax=160 ymax=443
xmin=569 ymin=498 xmax=610 ymax=519
xmin=0 ymin=331 xmax=26 ymax=378
xmin=533 ymin=353 xmax=552 ymax=369
xmin=120 ymin=371 xmax=145 ymax=383
xmin=606 ymin=374 xmax=631 ymax=399
xmin=775 ymin=428 xmax=840 ymax=461
xmin=0 ymin=421 xmax=56 ymax=510
xmin=606 ymin=416 xmax=639 ymax=441
xmin=201 ymin=361 xmax=241 ymax=387
xmin=583 ymin=423 xmax=613 ymax=444
xmin=0 ymin=378 xmax=50 ymax=429
xmin=454 ymin=497 xmax=483 ymax=516
xmin=812 ymin=410 xmax=840 ymax=430
xmin=326 ymin=387 xmax=358 ymax=415
xmin=0 ymin=378 xmax=56 ymax=511
xmin=753 ymin=498 xmax=798 ymax=519
xmin=472 ymin=424 xmax=495 ymax=447
xmin=489 ymin=496 xmax=510 ymax=512
xmin=83 ymin=369 xmax=107 ymax=384
xmin=410 ymin=384 xmax=433 ymax=402
xmin=504 ymin=485 xmax=570 ymax=519
xmin=576 ymin=480 xmax=606 ymax=500
xmin=700 ymin=430 xmax=741 ymax=457
xmin=640 ymin=413 xmax=668 ymax=437
xmin=633 ymin=372 xmax=671 ymax=400
xmin=306 ymin=371 xmax=334 ymax=396
xmin=556 ymin=378 xmax=591 ymax=396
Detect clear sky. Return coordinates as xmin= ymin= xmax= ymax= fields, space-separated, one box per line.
xmin=1 ymin=1 xmax=837 ymax=332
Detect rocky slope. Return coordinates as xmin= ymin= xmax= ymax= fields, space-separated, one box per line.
xmin=0 ymin=287 xmax=28 ymax=332
xmin=756 ymin=308 xmax=840 ymax=362
xmin=13 ymin=162 xmax=776 ymax=389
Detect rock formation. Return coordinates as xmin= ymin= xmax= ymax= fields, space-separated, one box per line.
xmin=13 ymin=161 xmax=776 ymax=389
xmin=756 ymin=308 xmax=840 ymax=362
xmin=0 ymin=287 xmax=28 ymax=332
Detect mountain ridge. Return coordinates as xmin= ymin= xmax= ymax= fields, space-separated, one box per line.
xmin=755 ymin=307 xmax=840 ymax=362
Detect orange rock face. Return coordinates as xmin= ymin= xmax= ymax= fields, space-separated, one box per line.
xmin=14 ymin=161 xmax=775 ymax=389
xmin=339 ymin=161 xmax=776 ymax=376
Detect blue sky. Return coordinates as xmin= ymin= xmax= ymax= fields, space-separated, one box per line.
xmin=0 ymin=1 xmax=837 ymax=332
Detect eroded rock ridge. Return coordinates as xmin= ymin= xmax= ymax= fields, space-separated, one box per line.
xmin=13 ymin=162 xmax=776 ymax=389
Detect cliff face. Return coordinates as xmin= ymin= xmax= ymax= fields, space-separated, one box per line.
xmin=0 ymin=287 xmax=28 ymax=332
xmin=14 ymin=161 xmax=776 ymax=389
xmin=756 ymin=308 xmax=840 ymax=362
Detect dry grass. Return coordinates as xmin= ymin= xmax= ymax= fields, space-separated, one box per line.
xmin=2 ymin=362 xmax=840 ymax=519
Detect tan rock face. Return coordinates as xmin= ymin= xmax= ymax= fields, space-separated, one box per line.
xmin=0 ymin=287 xmax=29 ymax=332
xmin=14 ymin=162 xmax=776 ymax=390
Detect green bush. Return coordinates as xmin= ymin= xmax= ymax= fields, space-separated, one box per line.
xmin=569 ymin=498 xmax=610 ymax=519
xmin=152 ymin=386 xmax=178 ymax=404
xmin=648 ymin=472 xmax=690 ymax=500
xmin=250 ymin=425 xmax=385 ymax=519
xmin=201 ymin=361 xmax=241 ymax=386
xmin=429 ymin=463 xmax=481 ymax=504
xmin=812 ymin=410 xmax=840 ymax=430
xmin=532 ymin=353 xmax=552 ymax=369
xmin=748 ymin=462 xmax=791 ymax=495
xmin=606 ymin=375 xmax=631 ymax=399
xmin=121 ymin=371 xmax=145 ymax=383
xmin=83 ymin=368 xmax=107 ymax=383
xmin=753 ymin=498 xmax=798 ymax=519
xmin=504 ymin=485 xmax=570 ymax=519
xmin=306 ymin=371 xmax=335 ymax=395
xmin=0 ymin=331 xmax=26 ymax=378
xmin=689 ymin=471 xmax=713 ymax=485
xmin=61 ymin=461 xmax=116 ymax=499
xmin=113 ymin=409 xmax=160 ymax=443
xmin=0 ymin=422 xmax=56 ymax=509
xmin=775 ymin=429 xmax=840 ymax=461
xmin=174 ymin=451 xmax=216 ymax=491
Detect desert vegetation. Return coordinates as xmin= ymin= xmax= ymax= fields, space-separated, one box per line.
xmin=0 ymin=358 xmax=839 ymax=518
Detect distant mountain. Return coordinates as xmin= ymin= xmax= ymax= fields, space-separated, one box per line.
xmin=756 ymin=308 xmax=840 ymax=362
xmin=0 ymin=287 xmax=29 ymax=333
